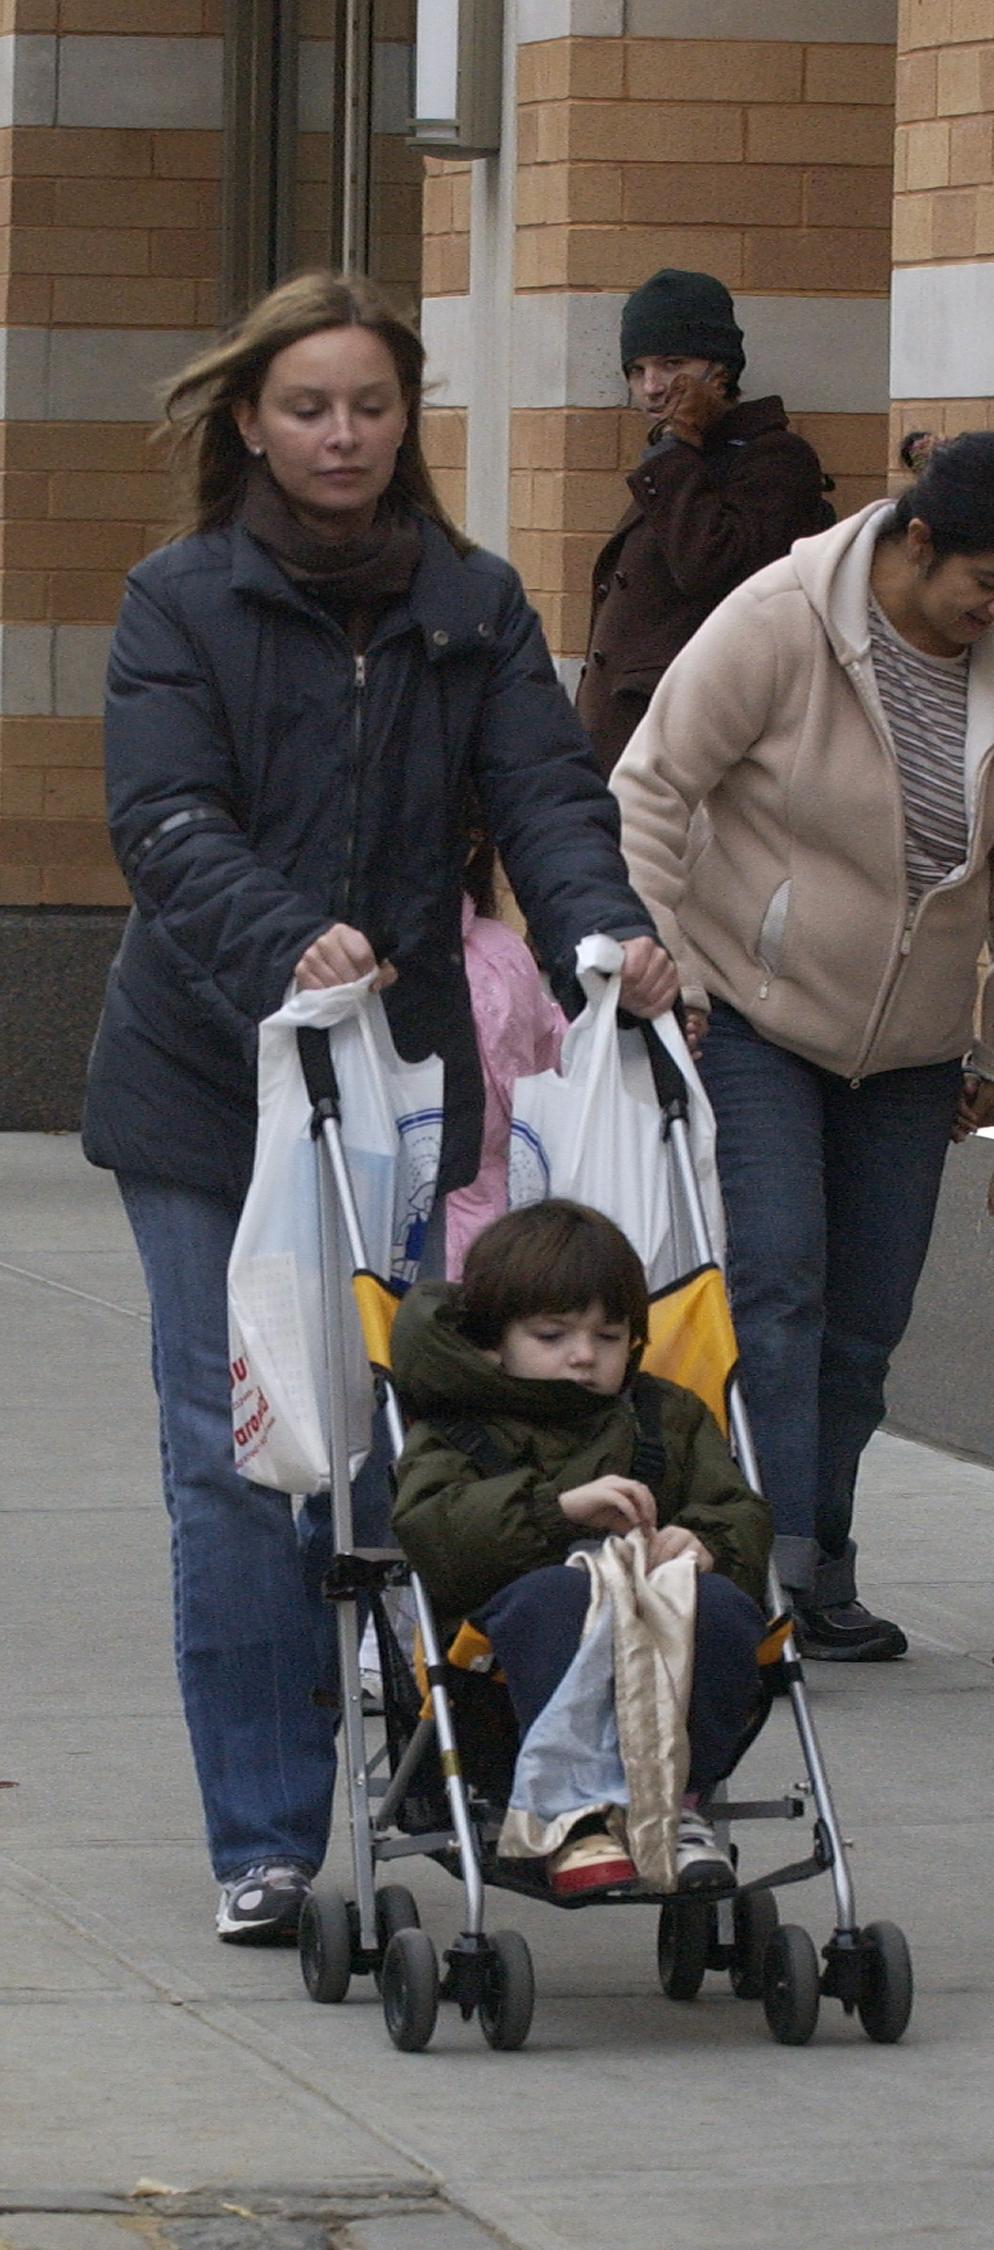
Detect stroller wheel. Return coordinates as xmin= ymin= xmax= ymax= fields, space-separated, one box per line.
xmin=857 ymin=1921 xmax=913 ymax=2045
xmin=299 ymin=1885 xmax=353 ymax=2005
xmin=729 ymin=1887 xmax=780 ymax=2000
xmin=762 ymin=1924 xmax=820 ymax=2046
xmin=656 ymin=1898 xmax=712 ymax=2001
xmin=479 ymin=1930 xmax=535 ymax=2052
xmin=374 ymin=1884 xmax=421 ymax=1992
xmin=381 ymin=1926 xmax=439 ymax=2052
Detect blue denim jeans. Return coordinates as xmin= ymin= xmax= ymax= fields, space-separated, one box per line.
xmin=119 ymin=1175 xmax=437 ymax=1880
xmin=697 ymin=1002 xmax=961 ymax=1604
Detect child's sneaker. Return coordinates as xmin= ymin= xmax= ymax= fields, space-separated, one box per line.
xmin=216 ymin=1860 xmax=312 ymax=1944
xmin=676 ymin=1809 xmax=736 ymax=1895
xmin=548 ymin=1825 xmax=638 ymax=1899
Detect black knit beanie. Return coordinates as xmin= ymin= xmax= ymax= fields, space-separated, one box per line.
xmin=620 ymin=268 xmax=745 ymax=382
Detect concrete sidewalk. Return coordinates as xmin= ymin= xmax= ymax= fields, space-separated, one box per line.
xmin=2 ymin=1133 xmax=993 ymax=2250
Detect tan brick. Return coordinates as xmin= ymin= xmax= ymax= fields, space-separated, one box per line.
xmin=623 ymin=161 xmax=802 ymax=229
xmin=563 ymin=411 xmax=621 ymax=472
xmin=566 ymin=223 xmax=742 ymax=291
xmin=568 ymin=102 xmax=744 ymax=166
xmin=518 ymin=162 xmax=624 ymax=227
xmin=746 ymin=106 xmax=894 ymax=166
xmin=559 ymin=469 xmax=634 ymax=534
xmin=193 ymin=279 xmax=219 ymax=325
xmin=48 ymin=471 xmax=171 ymax=520
xmin=1 ymin=717 xmax=104 ymax=768
xmin=534 ymin=105 xmax=571 ymax=164
xmin=2 ymin=424 xmax=154 ymax=473
xmin=372 ymin=0 xmax=414 ymax=33
xmin=0 ymin=571 xmax=47 ymax=621
xmin=43 ymin=769 xmax=107 ymax=819
xmin=50 ymin=274 xmax=198 ymax=325
xmin=509 ymin=411 xmax=563 ymax=471
xmin=0 ymin=472 xmax=49 ymax=519
xmin=431 ymin=468 xmax=466 ymax=527
xmin=0 ymin=0 xmax=55 ymax=23
xmin=0 ymin=862 xmax=43 ymax=903
xmin=0 ymin=520 xmax=143 ymax=570
xmin=54 ymin=178 xmax=217 ymax=229
xmin=905 ymin=119 xmax=951 ymax=187
xmin=892 ymin=191 xmax=935 ymax=260
xmin=569 ymin=39 xmax=626 ymax=100
xmin=41 ymin=862 xmax=128 ymax=905
xmin=48 ymin=573 xmax=134 ymax=621
xmin=930 ymin=186 xmax=978 ymax=254
xmin=0 ymin=274 xmax=52 ymax=321
xmin=5 ymin=224 xmax=150 ymax=274
xmin=151 ymin=132 xmax=222 ymax=179
xmin=893 ymin=123 xmax=910 ymax=192
xmin=790 ymin=411 xmax=888 ymax=476
xmin=625 ymin=39 xmax=803 ymax=104
xmin=561 ymin=530 xmax=606 ymax=594
xmin=936 ymin=43 xmax=991 ymax=113
xmin=895 ymin=49 xmax=938 ymax=121
xmin=803 ymin=44 xmax=896 ymax=105
xmin=59 ymin=0 xmax=204 ymax=25
xmin=803 ymin=167 xmax=894 ymax=229
xmin=149 ymin=228 xmax=220 ymax=279
xmin=517 ymin=39 xmax=570 ymax=105
xmin=9 ymin=126 xmax=154 ymax=177
xmin=949 ymin=115 xmax=994 ymax=183
xmin=0 ymin=769 xmax=44 ymax=817
xmin=423 ymin=173 xmax=453 ymax=234
xmin=7 ymin=179 xmax=57 ymax=225
xmin=515 ymin=226 xmax=569 ymax=289
xmin=903 ymin=0 xmax=953 ymax=43
xmin=508 ymin=469 xmax=534 ymax=529
xmin=830 ymin=473 xmax=892 ymax=517
xmin=744 ymin=227 xmax=890 ymax=293
xmin=0 ymin=818 xmax=113 ymax=867
xmin=949 ymin=0 xmax=994 ymax=35
xmin=972 ymin=183 xmax=994 ymax=248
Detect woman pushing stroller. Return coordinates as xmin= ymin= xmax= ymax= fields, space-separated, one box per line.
xmin=392 ymin=1199 xmax=771 ymax=1900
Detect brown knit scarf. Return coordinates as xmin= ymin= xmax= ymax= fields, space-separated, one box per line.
xmin=238 ymin=457 xmax=421 ymax=646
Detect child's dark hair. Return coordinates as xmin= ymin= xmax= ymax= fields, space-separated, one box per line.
xmin=459 ymin=1199 xmax=649 ymax=1352
xmin=889 ymin=430 xmax=994 ymax=559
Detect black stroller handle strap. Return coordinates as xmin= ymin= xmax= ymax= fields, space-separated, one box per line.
xmin=297 ymin=1025 xmax=342 ymax=1129
xmin=637 ymin=1018 xmax=690 ymax=1126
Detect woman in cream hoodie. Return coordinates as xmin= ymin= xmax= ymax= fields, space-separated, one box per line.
xmin=612 ymin=432 xmax=994 ymax=1662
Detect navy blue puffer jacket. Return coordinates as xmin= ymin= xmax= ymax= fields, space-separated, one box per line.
xmin=83 ymin=513 xmax=656 ymax=1203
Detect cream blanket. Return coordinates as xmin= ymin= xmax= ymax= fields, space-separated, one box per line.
xmin=497 ymin=1536 xmax=697 ymax=1892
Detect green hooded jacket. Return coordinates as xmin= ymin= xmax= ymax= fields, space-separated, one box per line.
xmin=391 ymin=1281 xmax=771 ymax=1625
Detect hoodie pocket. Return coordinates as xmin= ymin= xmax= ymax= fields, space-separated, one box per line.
xmin=756 ymin=879 xmax=792 ymax=996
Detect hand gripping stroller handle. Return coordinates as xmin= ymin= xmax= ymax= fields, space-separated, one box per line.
xmin=637 ymin=1017 xmax=690 ymax=1126
xmin=297 ymin=1025 xmax=342 ymax=1128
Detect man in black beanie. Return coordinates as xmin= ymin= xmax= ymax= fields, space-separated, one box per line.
xmin=577 ymin=268 xmax=830 ymax=776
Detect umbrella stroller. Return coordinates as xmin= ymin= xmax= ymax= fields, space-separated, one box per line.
xmin=291 ymin=1000 xmax=913 ymax=2055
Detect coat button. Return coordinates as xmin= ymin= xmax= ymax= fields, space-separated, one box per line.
xmin=592 ymin=649 xmax=606 ymax=667
xmin=476 ymin=621 xmax=492 ymax=639
xmin=596 ymin=582 xmax=609 ymax=598
xmin=615 ymin=571 xmax=628 ymax=587
xmin=432 ymin=628 xmax=449 ymax=647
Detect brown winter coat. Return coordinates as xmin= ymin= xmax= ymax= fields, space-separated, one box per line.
xmin=576 ymin=396 xmax=827 ymax=775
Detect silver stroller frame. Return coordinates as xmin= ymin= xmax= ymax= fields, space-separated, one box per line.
xmin=295 ymin=1018 xmax=913 ymax=2053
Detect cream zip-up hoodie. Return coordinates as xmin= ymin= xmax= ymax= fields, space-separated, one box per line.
xmin=612 ymin=501 xmax=994 ymax=1081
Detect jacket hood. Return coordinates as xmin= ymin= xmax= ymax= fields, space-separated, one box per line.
xmin=391 ymin=1280 xmax=626 ymax=1434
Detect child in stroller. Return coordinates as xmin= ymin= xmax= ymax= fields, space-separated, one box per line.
xmin=391 ymin=1198 xmax=771 ymax=1901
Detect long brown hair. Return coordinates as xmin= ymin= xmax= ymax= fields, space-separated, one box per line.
xmin=159 ymin=269 xmax=469 ymax=547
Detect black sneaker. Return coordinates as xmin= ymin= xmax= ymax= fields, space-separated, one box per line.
xmin=216 ymin=1860 xmax=312 ymax=1944
xmin=793 ymin=1601 xmax=908 ymax=1663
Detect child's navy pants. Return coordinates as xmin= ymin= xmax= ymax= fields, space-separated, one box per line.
xmin=474 ymin=1566 xmax=765 ymax=1793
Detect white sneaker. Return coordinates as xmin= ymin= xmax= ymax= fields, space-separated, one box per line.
xmin=676 ymin=1809 xmax=735 ymax=1895
xmin=216 ymin=1860 xmax=312 ymax=1944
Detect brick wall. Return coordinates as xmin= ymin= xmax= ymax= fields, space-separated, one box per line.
xmin=891 ymin=0 xmax=994 ymax=463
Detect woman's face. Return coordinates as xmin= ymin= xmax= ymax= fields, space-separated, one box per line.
xmin=234 ymin=324 xmax=409 ymax=537
xmin=907 ymin=523 xmax=994 ymax=654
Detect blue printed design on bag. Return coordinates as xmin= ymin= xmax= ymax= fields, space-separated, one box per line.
xmin=507 ymin=1118 xmax=551 ymax=1210
xmin=393 ymin=1106 xmax=445 ymax=1286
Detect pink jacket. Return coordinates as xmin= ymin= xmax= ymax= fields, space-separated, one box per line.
xmin=446 ymin=898 xmax=565 ymax=1280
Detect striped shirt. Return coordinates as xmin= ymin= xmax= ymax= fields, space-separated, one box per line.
xmin=868 ymin=591 xmax=970 ymax=905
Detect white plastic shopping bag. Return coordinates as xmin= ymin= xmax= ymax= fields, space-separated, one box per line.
xmin=508 ymin=933 xmax=724 ymax=1285
xmin=228 ymin=978 xmax=443 ymax=1493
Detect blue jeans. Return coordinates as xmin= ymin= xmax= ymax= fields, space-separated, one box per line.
xmin=119 ymin=1175 xmax=434 ymax=1879
xmin=476 ymin=1568 xmax=765 ymax=1793
xmin=698 ymin=1002 xmax=961 ymax=1604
